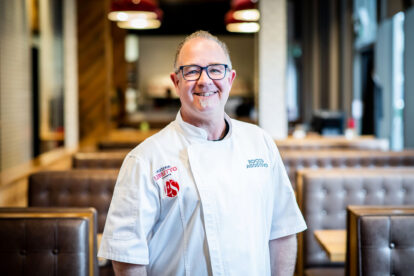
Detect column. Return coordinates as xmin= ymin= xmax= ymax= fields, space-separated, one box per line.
xmin=258 ymin=0 xmax=288 ymax=139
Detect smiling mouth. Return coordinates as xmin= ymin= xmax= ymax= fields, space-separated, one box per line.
xmin=193 ymin=91 xmax=218 ymax=97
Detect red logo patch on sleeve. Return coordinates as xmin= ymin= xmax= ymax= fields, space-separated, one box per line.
xmin=164 ymin=179 xmax=180 ymax=197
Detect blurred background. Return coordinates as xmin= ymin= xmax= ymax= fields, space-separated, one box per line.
xmin=1 ymin=0 xmax=414 ymax=171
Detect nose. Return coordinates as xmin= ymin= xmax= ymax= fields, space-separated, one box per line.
xmin=197 ymin=68 xmax=213 ymax=84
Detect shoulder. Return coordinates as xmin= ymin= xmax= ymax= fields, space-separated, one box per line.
xmin=230 ymin=118 xmax=280 ymax=159
xmin=127 ymin=122 xmax=181 ymax=159
xmin=231 ymin=119 xmax=274 ymax=144
xmin=231 ymin=118 xmax=262 ymax=133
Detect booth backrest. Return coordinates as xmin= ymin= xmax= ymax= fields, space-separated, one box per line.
xmin=28 ymin=170 xmax=118 ymax=233
xmin=346 ymin=205 xmax=414 ymax=276
xmin=0 ymin=207 xmax=98 ymax=276
xmin=97 ymin=128 xmax=160 ymax=150
xmin=296 ymin=168 xmax=414 ymax=275
xmin=276 ymin=137 xmax=389 ymax=151
xmin=281 ymin=150 xmax=414 ymax=189
xmin=72 ymin=152 xmax=128 ymax=169
xmin=98 ymin=141 xmax=137 ymax=150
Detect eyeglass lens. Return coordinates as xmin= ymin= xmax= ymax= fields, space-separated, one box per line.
xmin=182 ymin=64 xmax=226 ymax=80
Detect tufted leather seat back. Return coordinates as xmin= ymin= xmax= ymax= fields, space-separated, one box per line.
xmin=346 ymin=205 xmax=414 ymax=276
xmin=281 ymin=150 xmax=414 ymax=189
xmin=276 ymin=137 xmax=389 ymax=151
xmin=296 ymin=168 xmax=414 ymax=275
xmin=0 ymin=207 xmax=98 ymax=276
xmin=72 ymin=151 xmax=128 ymax=169
xmin=98 ymin=141 xmax=137 ymax=150
xmin=28 ymin=170 xmax=118 ymax=233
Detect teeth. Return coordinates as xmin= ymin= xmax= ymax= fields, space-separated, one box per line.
xmin=195 ymin=92 xmax=216 ymax=97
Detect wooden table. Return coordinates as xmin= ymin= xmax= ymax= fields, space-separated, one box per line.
xmin=95 ymin=128 xmax=161 ymax=150
xmin=314 ymin=229 xmax=346 ymax=262
xmin=104 ymin=128 xmax=161 ymax=143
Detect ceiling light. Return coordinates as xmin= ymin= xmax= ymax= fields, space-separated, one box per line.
xmin=108 ymin=0 xmax=163 ymax=23
xmin=226 ymin=22 xmax=260 ymax=33
xmin=232 ymin=0 xmax=260 ymax=21
xmin=225 ymin=10 xmax=260 ymax=33
xmin=233 ymin=9 xmax=260 ymax=21
xmin=117 ymin=18 xmax=161 ymax=29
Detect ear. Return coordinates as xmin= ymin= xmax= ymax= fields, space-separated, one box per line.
xmin=170 ymin=72 xmax=182 ymax=98
xmin=228 ymin=69 xmax=236 ymax=86
xmin=170 ymin=72 xmax=180 ymax=91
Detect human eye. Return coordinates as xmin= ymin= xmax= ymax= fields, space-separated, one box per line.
xmin=208 ymin=65 xmax=225 ymax=75
xmin=183 ymin=66 xmax=200 ymax=76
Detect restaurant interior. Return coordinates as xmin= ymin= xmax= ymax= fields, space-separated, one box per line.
xmin=1 ymin=0 xmax=414 ymax=275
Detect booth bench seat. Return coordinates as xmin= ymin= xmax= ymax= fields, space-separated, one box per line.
xmin=296 ymin=168 xmax=414 ymax=276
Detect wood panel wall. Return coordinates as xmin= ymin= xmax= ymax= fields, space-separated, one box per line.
xmin=110 ymin=23 xmax=127 ymax=124
xmin=300 ymin=0 xmax=342 ymax=123
xmin=77 ymin=0 xmax=113 ymax=140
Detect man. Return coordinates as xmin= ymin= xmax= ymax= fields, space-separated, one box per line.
xmin=98 ymin=30 xmax=307 ymax=276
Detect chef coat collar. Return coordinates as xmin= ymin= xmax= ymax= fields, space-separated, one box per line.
xmin=174 ymin=110 xmax=232 ymax=143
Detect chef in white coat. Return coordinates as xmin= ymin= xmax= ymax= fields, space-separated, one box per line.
xmin=98 ymin=30 xmax=307 ymax=276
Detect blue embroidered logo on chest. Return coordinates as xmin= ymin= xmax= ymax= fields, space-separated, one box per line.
xmin=246 ymin=159 xmax=268 ymax=168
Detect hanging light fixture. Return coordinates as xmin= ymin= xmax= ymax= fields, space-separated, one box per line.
xmin=117 ymin=17 xmax=161 ymax=29
xmin=225 ymin=0 xmax=260 ymax=34
xmin=108 ymin=0 xmax=163 ymax=29
xmin=225 ymin=10 xmax=260 ymax=33
xmin=232 ymin=0 xmax=260 ymax=21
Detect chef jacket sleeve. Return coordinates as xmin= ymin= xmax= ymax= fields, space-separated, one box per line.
xmin=265 ymin=134 xmax=307 ymax=240
xmin=98 ymin=154 xmax=160 ymax=265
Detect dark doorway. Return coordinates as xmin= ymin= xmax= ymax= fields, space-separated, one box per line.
xmin=360 ymin=47 xmax=375 ymax=135
xmin=31 ymin=46 xmax=40 ymax=157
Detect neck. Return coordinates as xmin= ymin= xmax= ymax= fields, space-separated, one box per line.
xmin=180 ymin=110 xmax=227 ymax=140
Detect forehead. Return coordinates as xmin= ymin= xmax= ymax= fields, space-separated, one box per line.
xmin=177 ymin=38 xmax=228 ymax=66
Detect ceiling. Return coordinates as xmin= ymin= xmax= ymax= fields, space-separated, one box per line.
xmin=129 ymin=0 xmax=252 ymax=36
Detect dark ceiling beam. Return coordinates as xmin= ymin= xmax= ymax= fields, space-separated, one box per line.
xmin=129 ymin=1 xmax=240 ymax=35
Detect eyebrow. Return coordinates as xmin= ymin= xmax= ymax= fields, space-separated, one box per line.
xmin=180 ymin=63 xmax=226 ymax=67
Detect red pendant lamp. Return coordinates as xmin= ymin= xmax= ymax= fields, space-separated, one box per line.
xmin=225 ymin=0 xmax=260 ymax=33
xmin=117 ymin=17 xmax=161 ymax=29
xmin=108 ymin=0 xmax=163 ymax=29
xmin=225 ymin=10 xmax=260 ymax=33
xmin=231 ymin=0 xmax=260 ymax=21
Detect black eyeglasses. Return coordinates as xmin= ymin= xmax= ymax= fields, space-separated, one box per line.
xmin=176 ymin=64 xmax=230 ymax=81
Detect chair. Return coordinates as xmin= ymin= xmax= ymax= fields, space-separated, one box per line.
xmin=28 ymin=170 xmax=119 ymax=275
xmin=346 ymin=205 xmax=414 ymax=276
xmin=281 ymin=149 xmax=414 ymax=189
xmin=295 ymin=168 xmax=414 ymax=276
xmin=97 ymin=141 xmax=137 ymax=150
xmin=28 ymin=169 xmax=118 ymax=233
xmin=275 ymin=136 xmax=389 ymax=151
xmin=0 ymin=207 xmax=98 ymax=276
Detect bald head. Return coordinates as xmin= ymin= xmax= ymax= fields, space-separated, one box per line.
xmin=173 ymin=30 xmax=232 ymax=70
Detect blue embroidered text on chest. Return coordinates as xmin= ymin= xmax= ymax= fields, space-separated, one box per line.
xmin=246 ymin=159 xmax=268 ymax=168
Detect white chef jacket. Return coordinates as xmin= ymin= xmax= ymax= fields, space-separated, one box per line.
xmin=98 ymin=112 xmax=307 ymax=276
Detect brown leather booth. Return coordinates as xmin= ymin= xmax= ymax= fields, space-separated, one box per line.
xmin=98 ymin=141 xmax=138 ymax=150
xmin=296 ymin=168 xmax=414 ymax=276
xmin=97 ymin=128 xmax=160 ymax=150
xmin=281 ymin=150 xmax=414 ymax=189
xmin=346 ymin=205 xmax=414 ymax=276
xmin=0 ymin=207 xmax=98 ymax=276
xmin=72 ymin=152 xmax=128 ymax=169
xmin=276 ymin=136 xmax=389 ymax=151
xmin=28 ymin=169 xmax=119 ymax=233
